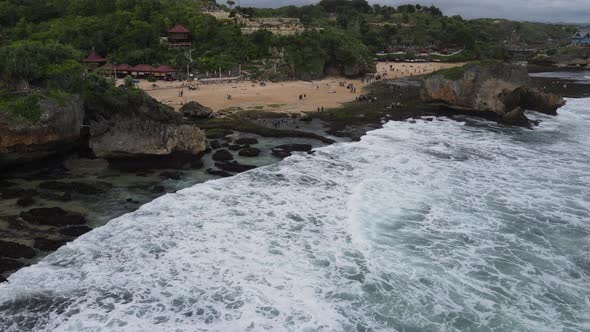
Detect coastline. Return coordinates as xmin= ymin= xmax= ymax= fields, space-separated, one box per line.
xmin=1 ymin=63 xmax=585 ymax=280
xmin=138 ymin=62 xmax=465 ymax=116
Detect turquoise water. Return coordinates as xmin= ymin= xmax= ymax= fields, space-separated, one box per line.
xmin=0 ymin=99 xmax=589 ymax=331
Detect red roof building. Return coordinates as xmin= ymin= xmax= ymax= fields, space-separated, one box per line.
xmin=116 ymin=64 xmax=133 ymax=72
xmin=169 ymin=24 xmax=191 ymax=33
xmin=154 ymin=65 xmax=176 ymax=73
xmin=168 ymin=24 xmax=192 ymax=48
xmin=131 ymin=64 xmax=156 ymax=74
xmin=83 ymin=51 xmax=107 ymax=63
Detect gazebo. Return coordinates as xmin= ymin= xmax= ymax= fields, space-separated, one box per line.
xmin=83 ymin=51 xmax=107 ymax=70
xmin=168 ymin=24 xmax=192 ymax=48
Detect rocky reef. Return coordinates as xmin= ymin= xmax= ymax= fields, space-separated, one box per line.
xmin=419 ymin=62 xmax=566 ymax=127
xmin=0 ymin=94 xmax=84 ymax=169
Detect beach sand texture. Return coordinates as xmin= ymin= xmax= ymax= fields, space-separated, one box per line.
xmin=136 ymin=62 xmax=465 ymax=115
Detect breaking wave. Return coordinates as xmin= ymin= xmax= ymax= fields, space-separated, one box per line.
xmin=1 ymin=99 xmax=589 ymax=332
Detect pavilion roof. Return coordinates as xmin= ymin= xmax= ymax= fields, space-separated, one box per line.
xmin=169 ymin=24 xmax=190 ymax=33
xmin=131 ymin=64 xmax=156 ymax=72
xmin=154 ymin=65 xmax=176 ymax=73
xmin=116 ymin=64 xmax=133 ymax=71
xmin=83 ymin=51 xmax=107 ymax=63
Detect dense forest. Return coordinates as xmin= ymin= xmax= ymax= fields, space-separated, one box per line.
xmin=0 ymin=0 xmax=577 ymax=90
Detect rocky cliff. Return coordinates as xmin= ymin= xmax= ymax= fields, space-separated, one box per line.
xmin=532 ymin=48 xmax=590 ymax=68
xmin=420 ymin=62 xmax=566 ymax=126
xmin=86 ymin=89 xmax=207 ymax=160
xmin=0 ymin=94 xmax=84 ymax=168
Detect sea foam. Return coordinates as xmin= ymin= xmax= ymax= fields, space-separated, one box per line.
xmin=1 ymin=99 xmax=589 ymax=332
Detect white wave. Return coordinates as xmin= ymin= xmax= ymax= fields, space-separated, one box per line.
xmin=1 ymin=99 xmax=589 ymax=332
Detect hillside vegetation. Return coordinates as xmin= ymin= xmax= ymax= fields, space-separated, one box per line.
xmin=0 ymin=0 xmax=578 ymax=90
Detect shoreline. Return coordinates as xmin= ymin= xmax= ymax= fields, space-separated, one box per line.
xmin=0 ymin=63 xmax=583 ymax=280
xmin=136 ymin=62 xmax=466 ymax=116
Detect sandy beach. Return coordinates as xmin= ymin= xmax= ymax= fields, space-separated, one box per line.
xmin=135 ymin=62 xmax=466 ymax=115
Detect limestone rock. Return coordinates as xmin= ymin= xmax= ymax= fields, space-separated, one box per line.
xmin=87 ymin=92 xmax=207 ymax=159
xmin=180 ymin=101 xmax=213 ymax=119
xmin=0 ymin=94 xmax=84 ymax=169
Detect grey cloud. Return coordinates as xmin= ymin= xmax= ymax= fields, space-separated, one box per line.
xmin=228 ymin=0 xmax=590 ymax=23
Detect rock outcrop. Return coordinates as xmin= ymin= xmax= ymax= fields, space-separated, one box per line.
xmin=420 ymin=62 xmax=566 ymax=127
xmin=180 ymin=101 xmax=213 ymax=119
xmin=502 ymin=87 xmax=566 ymax=116
xmin=0 ymin=94 xmax=84 ymax=169
xmin=86 ymin=90 xmax=207 ymax=160
xmin=531 ymin=48 xmax=590 ymax=68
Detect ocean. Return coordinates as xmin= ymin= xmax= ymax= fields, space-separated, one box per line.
xmin=1 ymin=98 xmax=589 ymax=332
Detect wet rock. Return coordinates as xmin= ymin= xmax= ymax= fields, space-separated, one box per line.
xmin=34 ymin=238 xmax=67 ymax=252
xmin=38 ymin=191 xmax=72 ymax=202
xmin=206 ymin=168 xmax=233 ymax=177
xmin=60 ymin=226 xmax=92 ymax=237
xmin=0 ymin=188 xmax=37 ymax=200
xmin=0 ymin=258 xmax=24 ymax=273
xmin=272 ymin=149 xmax=292 ymax=158
xmin=126 ymin=198 xmax=140 ymax=204
xmin=234 ymin=138 xmax=259 ymax=145
xmin=229 ymin=144 xmax=249 ymax=151
xmin=180 ymin=101 xmax=213 ymax=119
xmin=20 ymin=207 xmax=87 ymax=226
xmin=16 ymin=196 xmax=35 ymax=207
xmin=38 ymin=181 xmax=111 ymax=195
xmin=221 ymin=143 xmax=230 ymax=148
xmin=272 ymin=144 xmax=312 ymax=158
xmin=502 ymin=107 xmax=534 ymax=128
xmin=0 ymin=180 xmax=16 ymax=187
xmin=210 ymin=140 xmax=222 ymax=150
xmin=215 ymin=162 xmax=257 ymax=173
xmin=151 ymin=185 xmax=166 ymax=193
xmin=107 ymin=151 xmax=204 ymax=171
xmin=212 ymin=149 xmax=234 ymax=162
xmin=239 ymin=148 xmax=261 ymax=157
xmin=159 ymin=171 xmax=183 ymax=180
xmin=0 ymin=240 xmax=36 ymax=259
xmin=275 ymin=144 xmax=313 ymax=153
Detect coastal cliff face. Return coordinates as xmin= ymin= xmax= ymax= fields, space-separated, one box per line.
xmin=419 ymin=62 xmax=566 ymax=126
xmin=420 ymin=63 xmax=530 ymax=115
xmin=86 ymin=94 xmax=207 ymax=159
xmin=532 ymin=48 xmax=590 ymax=68
xmin=0 ymin=95 xmax=84 ymax=168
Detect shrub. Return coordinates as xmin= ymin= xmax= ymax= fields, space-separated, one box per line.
xmin=0 ymin=93 xmax=42 ymax=123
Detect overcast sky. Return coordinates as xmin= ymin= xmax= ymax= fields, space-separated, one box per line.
xmin=227 ymin=0 xmax=590 ymax=24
